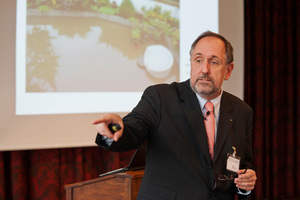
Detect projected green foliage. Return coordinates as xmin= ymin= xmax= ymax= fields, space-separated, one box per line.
xmin=26 ymin=0 xmax=179 ymax=49
xmin=26 ymin=27 xmax=58 ymax=92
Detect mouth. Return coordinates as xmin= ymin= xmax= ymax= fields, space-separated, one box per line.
xmin=197 ymin=77 xmax=212 ymax=84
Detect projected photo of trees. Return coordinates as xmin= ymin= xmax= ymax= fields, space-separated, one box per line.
xmin=26 ymin=0 xmax=179 ymax=92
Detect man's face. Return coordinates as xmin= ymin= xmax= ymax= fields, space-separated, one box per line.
xmin=190 ymin=36 xmax=233 ymax=100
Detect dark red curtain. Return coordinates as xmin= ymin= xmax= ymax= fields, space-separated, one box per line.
xmin=244 ymin=0 xmax=300 ymax=199
xmin=0 ymin=147 xmax=134 ymax=199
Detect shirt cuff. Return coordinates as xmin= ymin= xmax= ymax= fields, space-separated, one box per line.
xmin=237 ymin=188 xmax=251 ymax=195
xmin=101 ymin=135 xmax=114 ymax=146
xmin=95 ymin=133 xmax=114 ymax=148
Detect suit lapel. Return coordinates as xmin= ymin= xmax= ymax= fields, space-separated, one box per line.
xmin=178 ymin=81 xmax=212 ymax=163
xmin=213 ymin=92 xmax=234 ymax=162
xmin=177 ymin=82 xmax=236 ymax=163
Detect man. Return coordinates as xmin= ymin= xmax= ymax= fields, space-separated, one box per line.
xmin=93 ymin=31 xmax=257 ymax=200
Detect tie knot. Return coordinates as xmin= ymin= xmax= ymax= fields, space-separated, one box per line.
xmin=205 ymin=101 xmax=214 ymax=112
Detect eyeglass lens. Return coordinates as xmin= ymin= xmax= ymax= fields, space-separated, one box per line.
xmin=218 ymin=173 xmax=238 ymax=181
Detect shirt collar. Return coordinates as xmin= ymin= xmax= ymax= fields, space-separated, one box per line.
xmin=195 ymin=90 xmax=223 ymax=117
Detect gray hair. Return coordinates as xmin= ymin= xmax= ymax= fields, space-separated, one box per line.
xmin=189 ymin=31 xmax=234 ymax=65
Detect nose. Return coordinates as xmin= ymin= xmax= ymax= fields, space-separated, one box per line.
xmin=201 ymin=60 xmax=210 ymax=74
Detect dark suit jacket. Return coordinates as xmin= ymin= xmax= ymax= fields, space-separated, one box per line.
xmin=96 ymin=80 xmax=254 ymax=200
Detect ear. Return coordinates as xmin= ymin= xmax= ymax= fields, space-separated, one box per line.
xmin=224 ymin=63 xmax=234 ymax=80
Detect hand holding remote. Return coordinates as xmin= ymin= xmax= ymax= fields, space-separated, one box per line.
xmin=93 ymin=114 xmax=123 ymax=142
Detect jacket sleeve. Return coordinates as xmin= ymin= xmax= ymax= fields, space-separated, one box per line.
xmin=95 ymin=85 xmax=162 ymax=152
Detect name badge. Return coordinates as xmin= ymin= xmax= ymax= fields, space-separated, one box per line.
xmin=226 ymin=146 xmax=240 ymax=173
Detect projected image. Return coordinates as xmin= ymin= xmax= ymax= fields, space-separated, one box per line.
xmin=26 ymin=0 xmax=179 ymax=92
xmin=17 ymin=0 xmax=217 ymax=114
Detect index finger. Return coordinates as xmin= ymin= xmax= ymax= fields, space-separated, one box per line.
xmin=92 ymin=113 xmax=122 ymax=125
xmin=92 ymin=119 xmax=104 ymax=125
xmin=237 ymin=168 xmax=248 ymax=175
xmin=237 ymin=169 xmax=255 ymax=179
xmin=92 ymin=116 xmax=112 ymax=125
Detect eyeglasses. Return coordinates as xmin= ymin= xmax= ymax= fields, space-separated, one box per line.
xmin=218 ymin=173 xmax=238 ymax=181
xmin=217 ymin=147 xmax=250 ymax=181
xmin=218 ymin=168 xmax=248 ymax=181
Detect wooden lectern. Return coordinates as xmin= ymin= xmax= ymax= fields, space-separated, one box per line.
xmin=65 ymin=170 xmax=144 ymax=200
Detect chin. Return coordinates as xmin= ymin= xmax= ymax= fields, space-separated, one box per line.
xmin=196 ymin=84 xmax=213 ymax=94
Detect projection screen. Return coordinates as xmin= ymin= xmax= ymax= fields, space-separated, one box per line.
xmin=0 ymin=0 xmax=244 ymax=151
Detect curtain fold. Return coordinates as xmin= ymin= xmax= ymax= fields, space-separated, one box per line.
xmin=0 ymin=148 xmax=134 ymax=199
xmin=244 ymin=0 xmax=300 ymax=199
